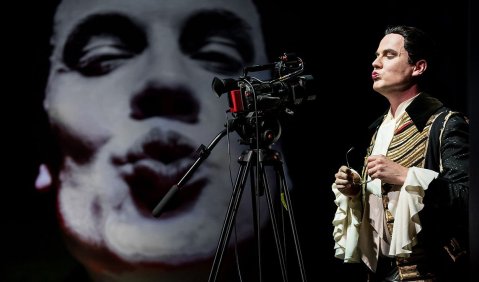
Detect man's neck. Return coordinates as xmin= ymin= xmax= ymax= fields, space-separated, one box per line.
xmin=386 ymin=88 xmax=421 ymax=117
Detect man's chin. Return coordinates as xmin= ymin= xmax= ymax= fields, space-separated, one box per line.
xmin=63 ymin=229 xmax=213 ymax=274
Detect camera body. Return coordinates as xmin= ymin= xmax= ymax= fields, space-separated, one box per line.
xmin=212 ymin=54 xmax=316 ymax=146
xmin=212 ymin=54 xmax=315 ymax=116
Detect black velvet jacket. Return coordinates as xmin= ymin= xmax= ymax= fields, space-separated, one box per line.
xmin=367 ymin=93 xmax=469 ymax=281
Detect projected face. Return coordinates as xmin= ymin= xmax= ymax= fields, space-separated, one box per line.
xmin=42 ymin=0 xmax=273 ymax=278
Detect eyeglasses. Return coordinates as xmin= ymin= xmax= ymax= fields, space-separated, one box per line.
xmin=345 ymin=147 xmax=373 ymax=185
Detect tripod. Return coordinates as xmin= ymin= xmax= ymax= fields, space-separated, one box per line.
xmin=152 ymin=118 xmax=307 ymax=282
xmin=208 ymin=146 xmax=307 ymax=282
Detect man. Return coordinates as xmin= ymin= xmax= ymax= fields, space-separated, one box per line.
xmin=34 ymin=0 xmax=286 ymax=281
xmin=331 ymin=25 xmax=469 ymax=281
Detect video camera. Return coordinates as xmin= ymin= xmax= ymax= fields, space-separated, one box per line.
xmin=211 ymin=53 xmax=316 ymax=146
xmin=212 ymin=53 xmax=316 ymax=116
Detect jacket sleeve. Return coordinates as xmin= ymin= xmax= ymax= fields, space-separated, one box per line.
xmin=423 ymin=112 xmax=469 ymax=259
xmin=425 ymin=113 xmax=469 ymax=212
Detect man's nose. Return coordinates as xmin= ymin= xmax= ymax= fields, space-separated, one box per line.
xmin=130 ymin=84 xmax=200 ymax=123
xmin=372 ymin=55 xmax=382 ymax=68
xmin=129 ymin=50 xmax=200 ymax=123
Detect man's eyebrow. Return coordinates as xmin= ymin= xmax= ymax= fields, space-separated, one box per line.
xmin=179 ymin=9 xmax=256 ymax=64
xmin=375 ymin=48 xmax=399 ymax=56
xmin=62 ymin=13 xmax=146 ymax=67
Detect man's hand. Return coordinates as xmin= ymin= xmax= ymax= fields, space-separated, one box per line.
xmin=365 ymin=155 xmax=408 ymax=186
xmin=334 ymin=165 xmax=361 ymax=197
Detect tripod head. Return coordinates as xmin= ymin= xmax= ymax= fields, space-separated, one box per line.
xmin=228 ymin=113 xmax=282 ymax=148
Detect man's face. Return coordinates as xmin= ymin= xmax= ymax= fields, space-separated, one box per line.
xmin=45 ymin=0 xmax=269 ymax=269
xmin=371 ymin=33 xmax=416 ymax=95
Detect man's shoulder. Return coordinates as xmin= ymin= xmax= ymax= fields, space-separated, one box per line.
xmin=432 ymin=108 xmax=469 ymax=130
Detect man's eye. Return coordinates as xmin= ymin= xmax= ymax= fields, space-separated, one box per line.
xmin=75 ymin=44 xmax=135 ymax=76
xmin=63 ymin=34 xmax=141 ymax=76
xmin=192 ymin=51 xmax=243 ymax=75
xmin=191 ymin=38 xmax=246 ymax=75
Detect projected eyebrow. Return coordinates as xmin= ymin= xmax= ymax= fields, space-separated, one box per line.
xmin=62 ymin=13 xmax=147 ymax=72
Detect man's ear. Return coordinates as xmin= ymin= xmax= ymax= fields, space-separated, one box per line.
xmin=35 ymin=164 xmax=53 ymax=191
xmin=412 ymin=59 xmax=428 ymax=76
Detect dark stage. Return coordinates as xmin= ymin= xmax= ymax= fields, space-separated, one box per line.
xmin=2 ymin=0 xmax=477 ymax=281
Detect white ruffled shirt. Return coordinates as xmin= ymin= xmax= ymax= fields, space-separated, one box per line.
xmin=332 ymin=95 xmax=439 ymax=272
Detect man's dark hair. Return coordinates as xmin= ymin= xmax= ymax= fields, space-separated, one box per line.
xmin=385 ymin=25 xmax=437 ymax=91
xmin=385 ymin=25 xmax=436 ymax=65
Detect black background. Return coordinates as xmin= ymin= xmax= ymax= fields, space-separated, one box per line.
xmin=2 ymin=0 xmax=477 ymax=281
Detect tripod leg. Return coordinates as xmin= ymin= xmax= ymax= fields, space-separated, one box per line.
xmin=249 ymin=165 xmax=262 ymax=281
xmin=276 ymin=164 xmax=308 ymax=282
xmin=259 ymin=160 xmax=289 ymax=282
xmin=208 ymin=151 xmax=253 ymax=282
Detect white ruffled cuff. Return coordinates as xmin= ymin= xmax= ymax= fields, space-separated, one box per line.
xmin=332 ymin=183 xmax=363 ymax=262
xmin=388 ymin=167 xmax=438 ymax=256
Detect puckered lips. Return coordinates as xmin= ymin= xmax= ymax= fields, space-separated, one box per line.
xmin=113 ymin=129 xmax=209 ymax=218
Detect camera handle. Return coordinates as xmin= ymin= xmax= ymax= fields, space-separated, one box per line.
xmin=152 ymin=119 xmax=234 ymax=217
